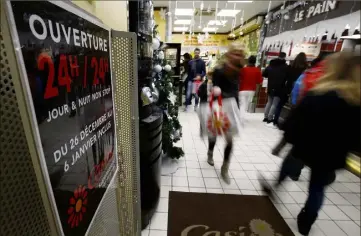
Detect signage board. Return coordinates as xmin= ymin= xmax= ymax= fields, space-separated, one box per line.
xmin=7 ymin=1 xmax=117 ymax=235
xmin=290 ymin=43 xmax=322 ymax=59
xmin=267 ymin=1 xmax=360 ymax=37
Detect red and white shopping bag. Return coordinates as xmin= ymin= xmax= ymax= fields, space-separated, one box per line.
xmin=207 ymin=94 xmax=231 ymax=136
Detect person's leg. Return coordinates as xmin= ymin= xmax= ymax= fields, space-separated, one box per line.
xmin=207 ymin=135 xmax=216 ymax=166
xmin=246 ymin=91 xmax=255 ymax=113
xmin=239 ymin=91 xmax=247 ymax=123
xmin=267 ymin=96 xmax=281 ymax=122
xmin=194 ymin=93 xmax=199 ymax=109
xmin=297 ymin=170 xmax=331 ymax=235
xmin=273 ymin=96 xmax=286 ymax=126
xmin=185 ymin=81 xmax=193 ymax=109
xmin=272 ymin=136 xmax=287 ymax=156
xmin=264 ymin=95 xmax=274 ymax=121
xmin=221 ymin=134 xmax=233 ymax=184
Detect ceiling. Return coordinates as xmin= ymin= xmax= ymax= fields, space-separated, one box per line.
xmin=153 ymin=1 xmax=283 ymax=33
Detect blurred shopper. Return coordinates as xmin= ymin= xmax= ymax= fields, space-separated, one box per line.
xmin=272 ymin=52 xmax=330 ymax=156
xmin=262 ymin=52 xmax=288 ymax=128
xmin=185 ymin=48 xmax=206 ymax=111
xmin=273 ymin=52 xmax=308 ymax=127
xmin=207 ymin=43 xmax=245 ymax=184
xmin=182 ymin=53 xmax=192 ymax=105
xmin=262 ymin=52 xmax=360 ymax=235
xmin=197 ymin=71 xmax=213 ymax=136
xmin=238 ymin=55 xmax=263 ymax=125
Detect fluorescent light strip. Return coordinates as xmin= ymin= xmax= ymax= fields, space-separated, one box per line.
xmin=208 ymin=20 xmax=227 ymax=26
xmin=217 ymin=9 xmax=241 ymax=17
xmin=203 ymin=27 xmax=218 ymax=32
xmin=174 ymin=27 xmax=188 ymax=31
xmin=228 ymin=1 xmax=253 ymax=2
xmin=174 ymin=19 xmax=192 ymax=25
xmin=175 ymin=8 xmax=194 ymax=16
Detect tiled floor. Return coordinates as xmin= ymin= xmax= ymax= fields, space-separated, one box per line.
xmin=142 ymin=111 xmax=361 ymax=236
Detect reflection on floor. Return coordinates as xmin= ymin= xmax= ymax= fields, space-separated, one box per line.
xmin=142 ymin=111 xmax=361 ymax=236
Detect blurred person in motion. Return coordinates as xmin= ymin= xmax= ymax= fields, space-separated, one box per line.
xmin=185 ymin=48 xmax=206 ymax=111
xmin=238 ymin=55 xmax=263 ymax=125
xmin=181 ymin=53 xmax=192 ymax=105
xmin=206 ymin=43 xmax=245 ymax=184
xmin=262 ymin=52 xmax=288 ymax=128
xmin=272 ymin=52 xmax=308 ymax=128
xmin=262 ymin=52 xmax=360 ymax=235
xmin=272 ymin=52 xmax=330 ymax=156
xmin=197 ymin=71 xmax=213 ymax=136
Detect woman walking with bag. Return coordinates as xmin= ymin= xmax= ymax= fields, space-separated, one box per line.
xmin=262 ymin=52 xmax=360 ymax=235
xmin=205 ymin=43 xmax=245 ymax=184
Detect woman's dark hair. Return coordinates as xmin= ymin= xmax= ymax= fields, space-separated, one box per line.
xmin=291 ymin=52 xmax=307 ymax=69
xmin=248 ymin=55 xmax=257 ymax=65
xmin=183 ymin=53 xmax=191 ymax=60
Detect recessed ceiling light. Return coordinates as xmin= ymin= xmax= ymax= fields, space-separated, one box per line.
xmin=208 ymin=20 xmax=228 ymax=26
xmin=228 ymin=1 xmax=253 ymax=3
xmin=174 ymin=19 xmax=192 ymax=25
xmin=217 ymin=9 xmax=241 ymax=17
xmin=174 ymin=27 xmax=188 ymax=31
xmin=203 ymin=27 xmax=218 ymax=32
xmin=175 ymin=9 xmax=194 ymax=16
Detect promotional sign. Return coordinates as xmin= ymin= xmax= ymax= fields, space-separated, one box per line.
xmin=267 ymin=1 xmax=360 ymax=37
xmin=8 ymin=1 xmax=116 ymax=235
xmin=290 ymin=43 xmax=322 ymax=59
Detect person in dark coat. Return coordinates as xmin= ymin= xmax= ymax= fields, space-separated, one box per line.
xmin=185 ymin=48 xmax=206 ymax=111
xmin=182 ymin=53 xmax=192 ymax=104
xmin=262 ymin=52 xmax=289 ymax=127
xmin=262 ymin=52 xmax=361 ymax=235
xmin=273 ymin=52 xmax=308 ymax=127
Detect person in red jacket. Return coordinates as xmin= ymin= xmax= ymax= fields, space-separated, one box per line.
xmin=238 ymin=55 xmax=263 ymax=124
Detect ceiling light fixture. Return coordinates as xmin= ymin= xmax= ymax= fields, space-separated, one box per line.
xmin=217 ymin=9 xmax=240 ymax=17
xmin=208 ymin=20 xmax=227 ymax=26
xmin=203 ymin=27 xmax=218 ymax=32
xmin=174 ymin=19 xmax=192 ymax=25
xmin=175 ymin=8 xmax=194 ymax=16
xmin=227 ymin=1 xmax=253 ymax=3
xmin=174 ymin=26 xmax=188 ymax=31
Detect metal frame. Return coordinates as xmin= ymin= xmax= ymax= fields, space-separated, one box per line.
xmin=111 ymin=30 xmax=141 ymax=236
xmin=1 ymin=1 xmax=142 ymax=235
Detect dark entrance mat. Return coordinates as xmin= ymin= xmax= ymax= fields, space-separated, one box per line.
xmin=168 ymin=191 xmax=295 ymax=236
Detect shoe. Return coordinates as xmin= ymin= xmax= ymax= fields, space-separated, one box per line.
xmin=221 ymin=162 xmax=231 ymax=184
xmin=266 ymin=122 xmax=277 ymax=129
xmin=259 ymin=175 xmax=276 ymax=200
xmin=262 ymin=118 xmax=268 ymax=122
xmin=297 ymin=208 xmax=318 ymax=235
xmin=194 ymin=106 xmax=198 ymax=111
xmin=271 ymin=148 xmax=280 ymax=156
xmin=183 ymin=106 xmax=188 ymax=112
xmin=207 ymin=150 xmax=214 ymax=166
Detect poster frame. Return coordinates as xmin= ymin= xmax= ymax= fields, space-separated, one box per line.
xmin=4 ymin=1 xmax=118 ymax=235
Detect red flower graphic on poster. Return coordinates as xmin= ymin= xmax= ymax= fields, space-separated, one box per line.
xmin=67 ymin=185 xmax=88 ymax=228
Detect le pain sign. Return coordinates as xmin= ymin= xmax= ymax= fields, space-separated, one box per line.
xmin=267 ymin=0 xmax=360 ymax=37
xmin=7 ymin=1 xmax=117 ymax=235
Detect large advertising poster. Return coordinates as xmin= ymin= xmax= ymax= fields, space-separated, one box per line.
xmin=8 ymin=1 xmax=116 ymax=235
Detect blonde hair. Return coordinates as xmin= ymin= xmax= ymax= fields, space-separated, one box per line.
xmin=311 ymin=52 xmax=360 ymax=105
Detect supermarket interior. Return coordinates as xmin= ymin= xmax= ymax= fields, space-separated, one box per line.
xmin=0 ymin=0 xmax=360 ymax=236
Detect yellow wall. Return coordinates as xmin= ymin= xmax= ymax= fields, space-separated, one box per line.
xmin=72 ymin=0 xmax=128 ymax=31
xmin=172 ymin=34 xmax=229 ymax=47
xmin=154 ymin=10 xmax=166 ymax=42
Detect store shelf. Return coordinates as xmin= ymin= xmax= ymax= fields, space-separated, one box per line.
xmin=346 ymin=153 xmax=361 ymax=177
